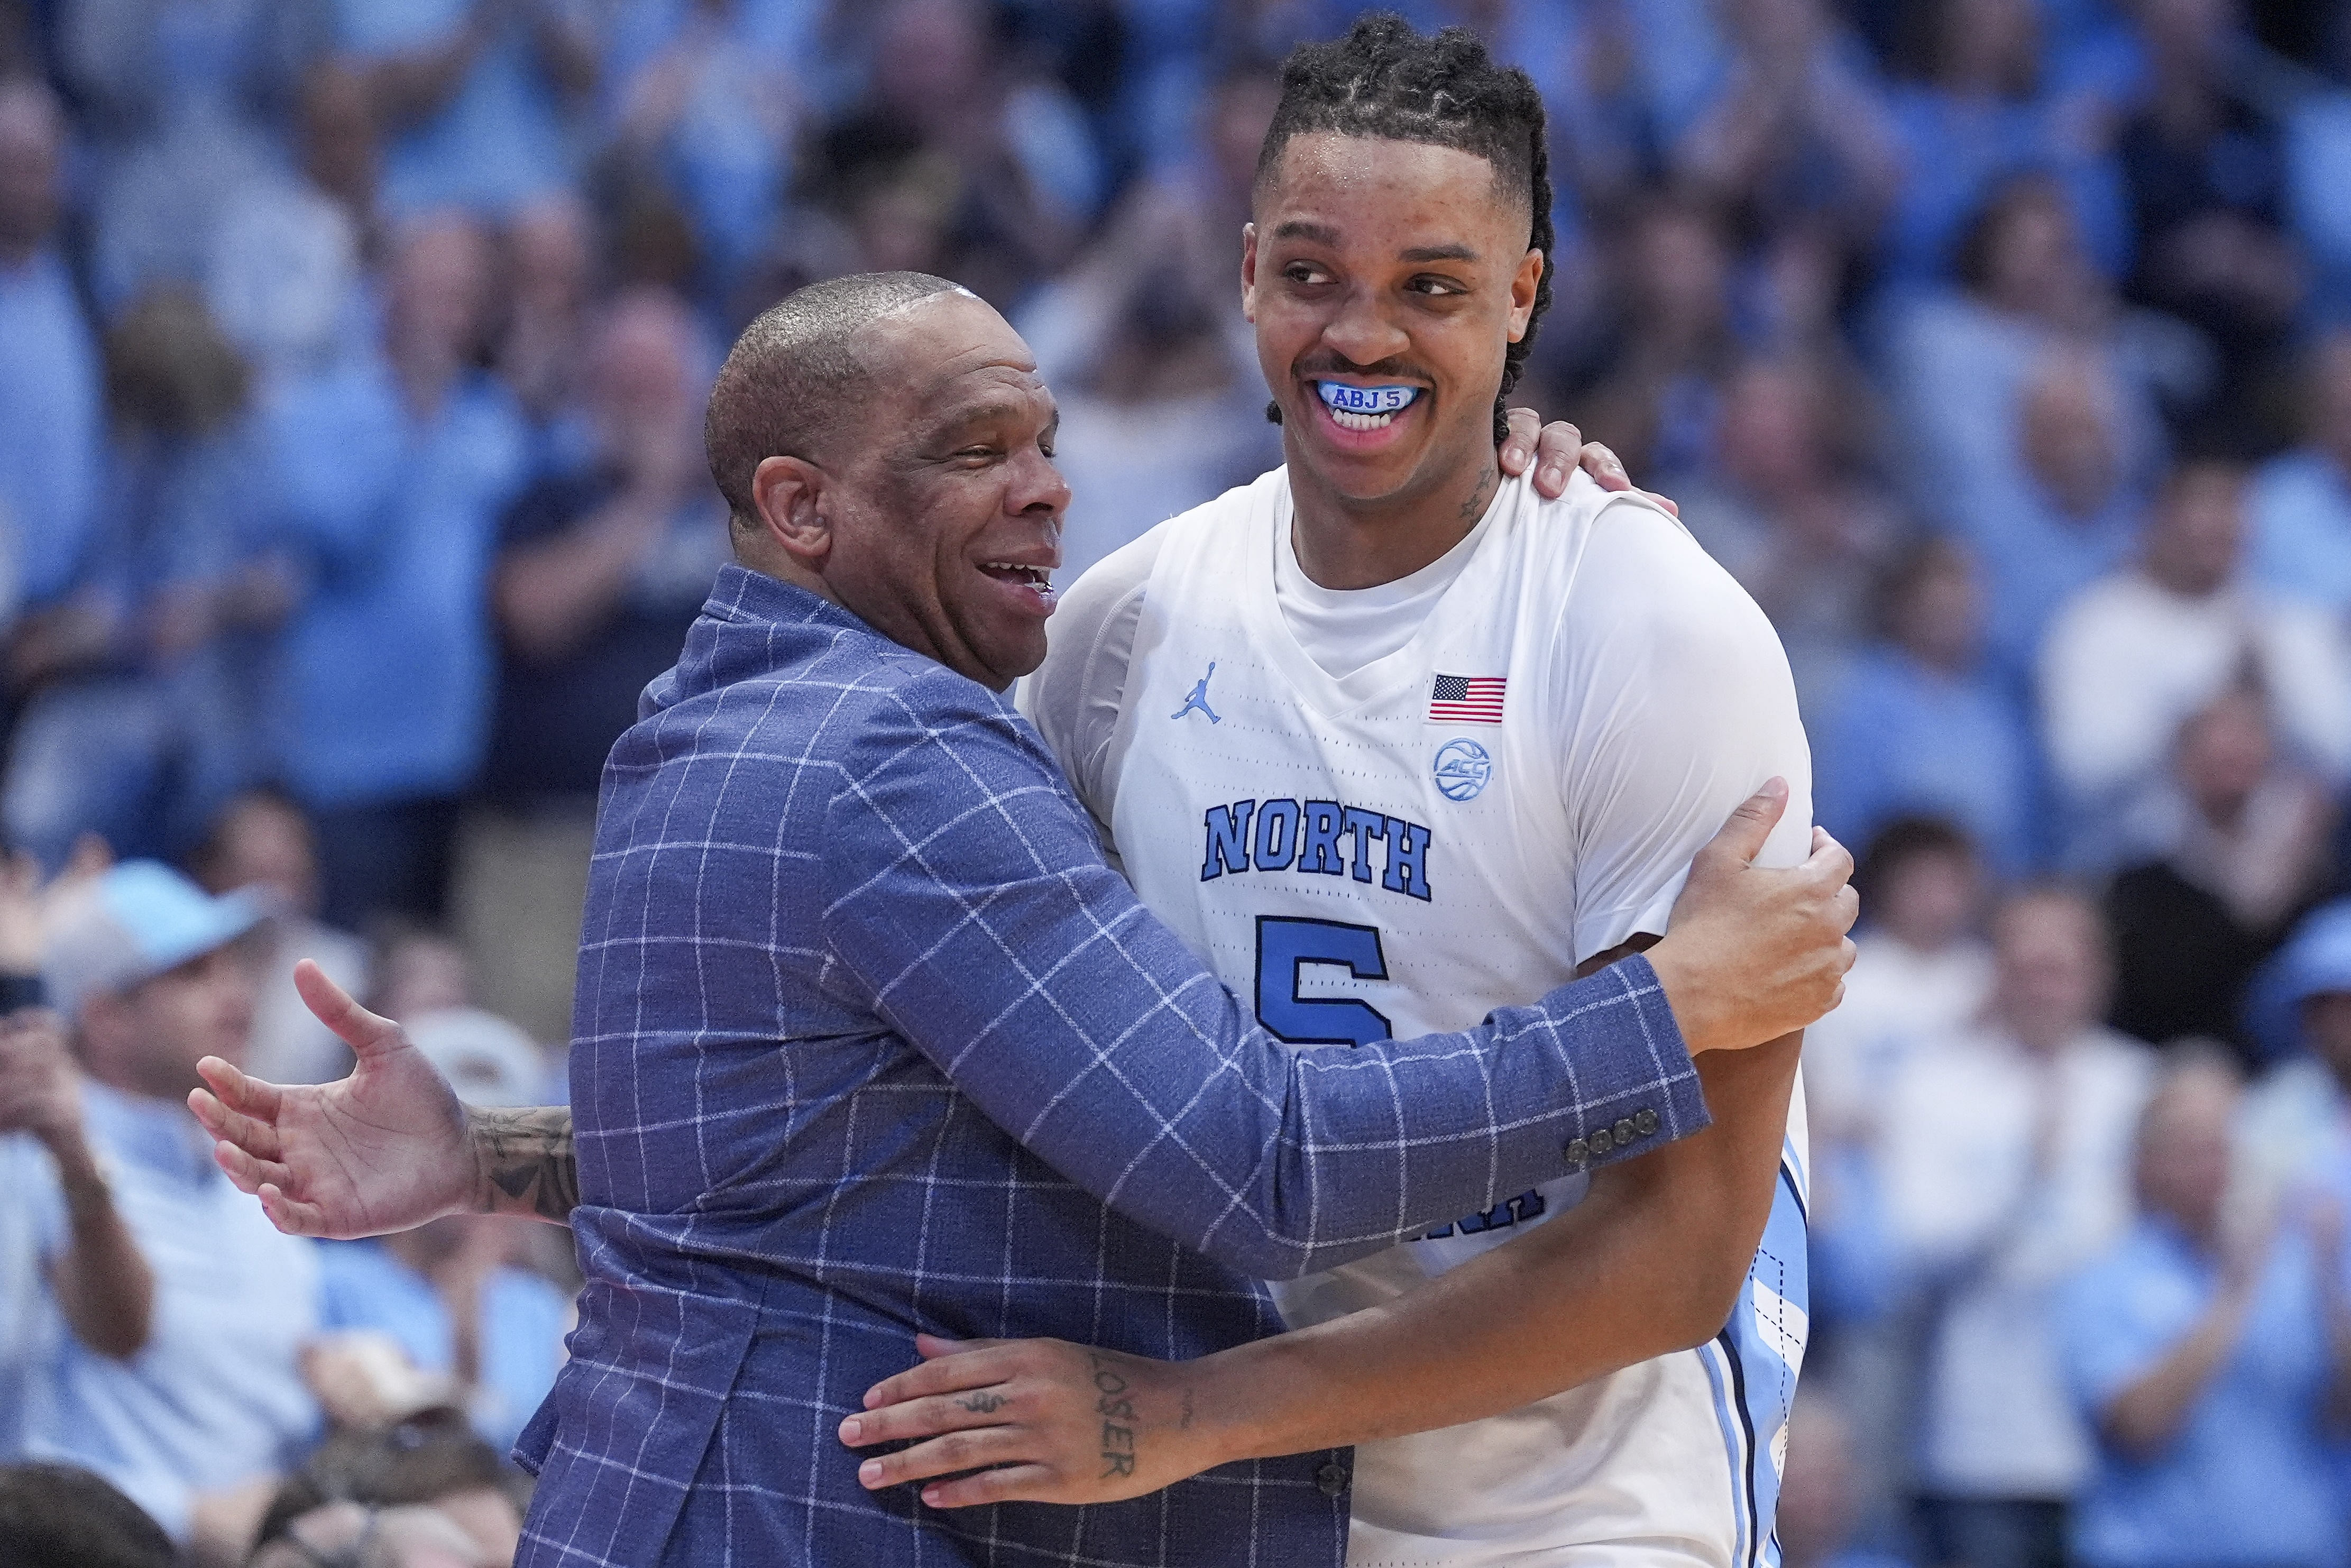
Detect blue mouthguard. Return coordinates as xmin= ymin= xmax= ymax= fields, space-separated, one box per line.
xmin=1317 ymin=382 xmax=1420 ymax=416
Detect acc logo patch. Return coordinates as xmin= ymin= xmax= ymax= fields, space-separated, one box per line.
xmin=1432 ymin=738 xmax=1492 ymax=802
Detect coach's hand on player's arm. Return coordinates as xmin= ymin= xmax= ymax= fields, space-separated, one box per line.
xmin=1642 ymin=778 xmax=1857 ymax=1053
xmin=842 ymin=1334 xmax=1219 ymax=1508
xmin=188 ymin=960 xmax=579 ymax=1236
xmin=1497 ymin=407 xmax=1679 ymax=514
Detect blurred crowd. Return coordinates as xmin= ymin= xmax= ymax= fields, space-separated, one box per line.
xmin=3 ymin=0 xmax=2351 ymax=1563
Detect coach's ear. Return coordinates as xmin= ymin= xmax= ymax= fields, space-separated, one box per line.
xmin=749 ymin=454 xmax=833 ymax=570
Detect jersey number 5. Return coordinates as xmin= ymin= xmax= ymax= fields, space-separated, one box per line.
xmin=1253 ymin=916 xmax=1392 ymax=1047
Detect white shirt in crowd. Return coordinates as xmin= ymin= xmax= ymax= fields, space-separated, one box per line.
xmin=2038 ymin=570 xmax=2351 ymax=812
xmin=1881 ymin=1025 xmax=2152 ymax=1499
xmin=1802 ymin=931 xmax=1992 ymax=1141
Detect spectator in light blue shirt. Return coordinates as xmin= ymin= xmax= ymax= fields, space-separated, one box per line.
xmin=1815 ymin=537 xmax=2037 ymax=876
xmin=2248 ymin=331 xmax=2351 ymax=621
xmin=20 ymin=861 xmax=319 ymax=1560
xmin=2057 ymin=1051 xmax=2351 ymax=1568
xmin=334 ymin=0 xmax=598 ymax=219
xmin=267 ymin=214 xmax=529 ymax=929
xmin=0 ymin=81 xmax=102 ymax=619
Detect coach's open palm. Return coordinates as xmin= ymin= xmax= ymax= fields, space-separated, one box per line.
xmin=187 ymin=959 xmax=476 ymax=1238
xmin=842 ymin=1335 xmax=1219 ymax=1509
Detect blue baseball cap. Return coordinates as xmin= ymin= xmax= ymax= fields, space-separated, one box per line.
xmin=2246 ymin=898 xmax=2351 ymax=1061
xmin=43 ymin=860 xmax=269 ymax=1021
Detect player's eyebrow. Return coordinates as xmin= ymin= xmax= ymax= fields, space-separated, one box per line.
xmin=1399 ymin=243 xmax=1479 ymax=263
xmin=1272 ymin=219 xmax=1341 ymax=245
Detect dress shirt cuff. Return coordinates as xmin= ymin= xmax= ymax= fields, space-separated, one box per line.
xmin=1542 ymin=952 xmax=1709 ymax=1175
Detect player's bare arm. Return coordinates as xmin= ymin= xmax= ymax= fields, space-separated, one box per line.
xmin=840 ymin=797 xmax=1842 ymax=1507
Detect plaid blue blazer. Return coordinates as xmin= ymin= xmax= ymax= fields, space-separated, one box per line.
xmin=513 ymin=565 xmax=1707 ymax=1567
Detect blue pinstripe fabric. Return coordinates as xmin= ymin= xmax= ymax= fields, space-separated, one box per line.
xmin=512 ymin=565 xmax=1707 ymax=1567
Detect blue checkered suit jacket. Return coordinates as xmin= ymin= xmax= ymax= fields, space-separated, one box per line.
xmin=512 ymin=566 xmax=1707 ymax=1567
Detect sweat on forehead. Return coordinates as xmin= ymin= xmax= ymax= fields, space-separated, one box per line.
xmin=702 ymin=271 xmax=972 ymax=519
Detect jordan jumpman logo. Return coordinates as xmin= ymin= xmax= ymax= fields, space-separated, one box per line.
xmin=1172 ymin=662 xmax=1222 ymax=724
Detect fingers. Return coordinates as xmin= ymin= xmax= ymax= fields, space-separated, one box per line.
xmin=292 ymin=959 xmax=403 ymax=1060
xmin=864 ymin=1344 xmax=1021 ymax=1409
xmin=842 ymin=1387 xmax=1016 ymax=1452
xmin=1497 ymin=406 xmax=1541 ymax=476
xmin=256 ymin=1181 xmax=328 ymax=1238
xmin=919 ymin=1464 xmax=1059 ymax=1510
xmin=210 ymin=1136 xmax=294 ymax=1198
xmin=1575 ymin=439 xmax=1630 ymax=494
xmin=916 ymin=1333 xmax=1006 ymax=1360
xmin=854 ymin=1424 xmax=1033 ymax=1491
xmin=1801 ymin=829 xmax=1856 ymax=890
xmin=1692 ymin=778 xmax=1789 ymax=872
xmin=1530 ymin=420 xmax=1588 ymax=498
xmin=190 ymin=1063 xmax=284 ymax=1151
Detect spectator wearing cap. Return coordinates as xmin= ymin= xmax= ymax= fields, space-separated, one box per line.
xmin=20 ymin=860 xmax=319 ymax=1561
xmin=2239 ymin=902 xmax=2351 ymax=1219
xmin=317 ymin=1007 xmax=571 ymax=1454
xmin=2055 ymin=1053 xmax=2350 ymax=1568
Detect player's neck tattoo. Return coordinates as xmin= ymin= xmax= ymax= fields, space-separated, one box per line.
xmin=1458 ymin=461 xmax=1499 ymax=523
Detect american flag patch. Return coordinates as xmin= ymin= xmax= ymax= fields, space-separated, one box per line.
xmin=1429 ymin=674 xmax=1506 ymax=723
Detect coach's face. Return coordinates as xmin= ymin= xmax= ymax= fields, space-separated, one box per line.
xmin=1244 ymin=133 xmax=1542 ymax=512
xmin=802 ymin=292 xmax=1069 ymax=690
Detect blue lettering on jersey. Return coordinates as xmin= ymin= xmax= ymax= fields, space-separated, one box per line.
xmin=1199 ymin=796 xmax=1434 ymax=900
xmin=1419 ymin=1187 xmax=1548 ymax=1241
xmin=1299 ymin=801 xmax=1346 ymax=875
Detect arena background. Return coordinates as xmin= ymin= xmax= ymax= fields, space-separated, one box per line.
xmin=5 ymin=0 xmax=2351 ymax=1564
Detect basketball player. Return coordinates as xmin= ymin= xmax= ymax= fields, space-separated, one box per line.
xmin=843 ymin=19 xmax=1813 ymax=1565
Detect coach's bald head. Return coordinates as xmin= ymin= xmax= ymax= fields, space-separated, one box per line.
xmin=706 ymin=272 xmax=1068 ymax=690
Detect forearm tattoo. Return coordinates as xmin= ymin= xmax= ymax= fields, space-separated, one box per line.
xmin=1088 ymin=1352 xmax=1137 ymax=1480
xmin=472 ymin=1107 xmax=580 ymax=1221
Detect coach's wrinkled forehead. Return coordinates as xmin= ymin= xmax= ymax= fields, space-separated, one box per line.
xmin=703 ymin=271 xmax=990 ymax=529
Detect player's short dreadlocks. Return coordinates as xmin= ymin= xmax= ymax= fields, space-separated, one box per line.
xmin=1254 ymin=13 xmax=1554 ymax=445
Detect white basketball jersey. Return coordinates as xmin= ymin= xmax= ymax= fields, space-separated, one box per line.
xmin=1072 ymin=466 xmax=1813 ymax=1566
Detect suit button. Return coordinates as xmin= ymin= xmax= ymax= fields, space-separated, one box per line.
xmin=1316 ymin=1461 xmax=1347 ymax=1498
xmin=1588 ymin=1129 xmax=1613 ymax=1155
xmin=1634 ymin=1108 xmax=1659 ymax=1137
xmin=1614 ymin=1117 xmax=1636 ymax=1145
xmin=1563 ymin=1136 xmax=1589 ymax=1168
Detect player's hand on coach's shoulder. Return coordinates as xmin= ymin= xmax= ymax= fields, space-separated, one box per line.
xmin=1497 ymin=408 xmax=1679 ymax=515
xmin=1643 ymin=779 xmax=1857 ymax=1054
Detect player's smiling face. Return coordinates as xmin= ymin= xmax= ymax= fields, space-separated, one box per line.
xmin=1244 ymin=133 xmax=1542 ymax=512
